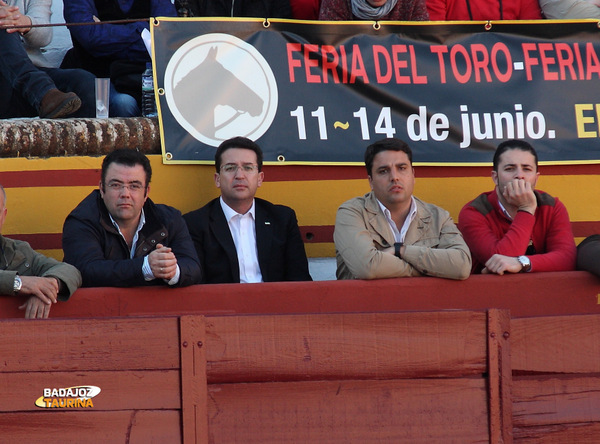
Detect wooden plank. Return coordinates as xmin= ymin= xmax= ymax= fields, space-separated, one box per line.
xmin=0 ymin=317 xmax=180 ymax=372
xmin=180 ymin=316 xmax=208 ymax=444
xmin=487 ymin=309 xmax=513 ymax=444
xmin=512 ymin=315 xmax=600 ymax=373
xmin=3 ymin=271 xmax=598 ymax=320
xmin=513 ymin=375 xmax=600 ymax=427
xmin=0 ymin=370 xmax=180 ymax=412
xmin=514 ymin=422 xmax=600 ymax=443
xmin=206 ymin=311 xmax=488 ymax=383
xmin=207 ymin=378 xmax=490 ymax=443
xmin=0 ymin=410 xmax=181 ymax=443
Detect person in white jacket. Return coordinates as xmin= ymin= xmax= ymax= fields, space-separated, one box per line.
xmin=540 ymin=0 xmax=600 ymax=19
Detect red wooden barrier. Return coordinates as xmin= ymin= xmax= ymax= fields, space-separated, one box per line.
xmin=511 ymin=314 xmax=600 ymax=443
xmin=0 ymin=271 xmax=597 ymax=320
xmin=0 ymin=310 xmax=511 ymax=443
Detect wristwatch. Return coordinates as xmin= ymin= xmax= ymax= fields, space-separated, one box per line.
xmin=13 ymin=275 xmax=22 ymax=293
xmin=517 ymin=256 xmax=531 ymax=273
xmin=394 ymin=242 xmax=403 ymax=259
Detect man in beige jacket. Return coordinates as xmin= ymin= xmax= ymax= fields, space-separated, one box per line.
xmin=334 ymin=137 xmax=471 ymax=280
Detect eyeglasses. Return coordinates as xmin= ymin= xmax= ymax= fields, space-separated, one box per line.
xmin=104 ymin=182 xmax=145 ymax=192
xmin=220 ymin=164 xmax=259 ymax=174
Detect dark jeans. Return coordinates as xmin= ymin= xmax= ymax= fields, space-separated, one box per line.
xmin=0 ymin=29 xmax=137 ymax=118
xmin=0 ymin=29 xmax=55 ymax=118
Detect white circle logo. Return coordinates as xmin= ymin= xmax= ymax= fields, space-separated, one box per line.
xmin=164 ymin=33 xmax=278 ymax=146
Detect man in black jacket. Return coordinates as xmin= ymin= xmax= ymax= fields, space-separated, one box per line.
xmin=183 ymin=137 xmax=311 ymax=283
xmin=62 ymin=149 xmax=201 ymax=287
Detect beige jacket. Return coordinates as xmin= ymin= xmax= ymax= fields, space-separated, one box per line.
xmin=334 ymin=192 xmax=471 ymax=280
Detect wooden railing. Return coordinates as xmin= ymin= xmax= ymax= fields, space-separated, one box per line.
xmin=0 ymin=271 xmax=598 ymax=319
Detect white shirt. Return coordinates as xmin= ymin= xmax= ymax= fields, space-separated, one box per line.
xmin=498 ymin=199 xmax=513 ymax=221
xmin=220 ymin=197 xmax=263 ymax=283
xmin=109 ymin=209 xmax=180 ymax=285
xmin=377 ymin=196 xmax=418 ymax=244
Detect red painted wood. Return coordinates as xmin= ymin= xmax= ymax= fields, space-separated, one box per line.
xmin=513 ymin=423 xmax=600 ymax=444
xmin=487 ymin=309 xmax=513 ymax=444
xmin=513 ymin=375 xmax=600 ymax=427
xmin=0 ymin=317 xmax=180 ymax=372
xmin=0 ymin=370 xmax=180 ymax=412
xmin=207 ymin=378 xmax=490 ymax=443
xmin=205 ymin=312 xmax=487 ymax=383
xmin=512 ymin=315 xmax=600 ymax=373
xmin=1 ymin=271 xmax=596 ymax=320
xmin=180 ymin=316 xmax=208 ymax=444
xmin=0 ymin=411 xmax=182 ymax=443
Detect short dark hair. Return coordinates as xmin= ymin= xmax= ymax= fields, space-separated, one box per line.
xmin=364 ymin=138 xmax=413 ymax=176
xmin=214 ymin=136 xmax=263 ymax=173
xmin=101 ymin=149 xmax=152 ymax=186
xmin=493 ymin=139 xmax=538 ymax=171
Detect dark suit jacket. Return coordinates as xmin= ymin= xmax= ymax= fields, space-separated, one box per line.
xmin=183 ymin=197 xmax=312 ymax=283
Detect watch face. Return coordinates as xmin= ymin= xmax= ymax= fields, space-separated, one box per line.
xmin=14 ymin=276 xmax=21 ymax=292
xmin=519 ymin=256 xmax=531 ymax=271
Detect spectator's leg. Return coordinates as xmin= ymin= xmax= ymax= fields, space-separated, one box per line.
xmin=0 ymin=29 xmax=55 ymax=117
xmin=42 ymin=67 xmax=96 ymax=118
xmin=577 ymin=234 xmax=600 ymax=277
xmin=109 ymin=84 xmax=140 ymax=117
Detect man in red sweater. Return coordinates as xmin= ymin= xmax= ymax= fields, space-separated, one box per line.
xmin=458 ymin=139 xmax=576 ymax=274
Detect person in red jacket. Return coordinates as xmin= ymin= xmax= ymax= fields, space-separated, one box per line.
xmin=458 ymin=139 xmax=576 ymax=274
xmin=427 ymin=0 xmax=542 ymax=20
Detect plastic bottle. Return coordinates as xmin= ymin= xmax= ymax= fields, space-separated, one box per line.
xmin=141 ymin=62 xmax=157 ymax=118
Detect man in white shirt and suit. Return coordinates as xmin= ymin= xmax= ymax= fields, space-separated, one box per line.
xmin=183 ymin=136 xmax=312 ymax=283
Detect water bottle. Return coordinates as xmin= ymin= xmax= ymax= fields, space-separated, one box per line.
xmin=141 ymin=62 xmax=157 ymax=118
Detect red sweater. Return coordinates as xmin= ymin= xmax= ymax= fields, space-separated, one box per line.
xmin=427 ymin=0 xmax=542 ymax=20
xmin=458 ymin=189 xmax=576 ymax=273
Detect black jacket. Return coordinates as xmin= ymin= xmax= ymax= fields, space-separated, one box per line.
xmin=183 ymin=197 xmax=311 ymax=283
xmin=63 ymin=190 xmax=201 ymax=287
xmin=185 ymin=0 xmax=291 ymax=17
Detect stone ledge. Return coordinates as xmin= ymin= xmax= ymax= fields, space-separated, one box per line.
xmin=0 ymin=117 xmax=161 ymax=157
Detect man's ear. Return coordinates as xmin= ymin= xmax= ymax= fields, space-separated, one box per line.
xmin=257 ymin=171 xmax=264 ymax=188
xmin=99 ymin=180 xmax=104 ymax=197
xmin=214 ymin=172 xmax=221 ymax=188
xmin=533 ymin=171 xmax=540 ymax=188
xmin=491 ymin=170 xmax=498 ymax=187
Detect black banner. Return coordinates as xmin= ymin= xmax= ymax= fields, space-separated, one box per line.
xmin=153 ymin=18 xmax=600 ymax=164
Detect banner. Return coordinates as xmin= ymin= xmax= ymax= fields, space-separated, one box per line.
xmin=152 ymin=18 xmax=600 ymax=165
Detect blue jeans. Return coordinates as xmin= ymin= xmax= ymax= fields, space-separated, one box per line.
xmin=0 ymin=28 xmax=98 ymax=118
xmin=0 ymin=29 xmax=55 ymax=117
xmin=110 ymin=84 xmax=140 ymax=117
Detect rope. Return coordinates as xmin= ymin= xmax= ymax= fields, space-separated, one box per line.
xmin=1 ymin=18 xmax=149 ymax=30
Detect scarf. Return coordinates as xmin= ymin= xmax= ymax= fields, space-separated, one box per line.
xmin=351 ymin=0 xmax=399 ymax=19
